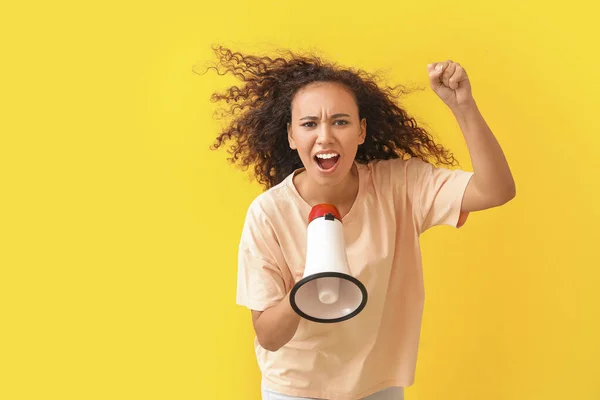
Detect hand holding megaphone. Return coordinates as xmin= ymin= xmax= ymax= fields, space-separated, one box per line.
xmin=289 ymin=204 xmax=368 ymax=323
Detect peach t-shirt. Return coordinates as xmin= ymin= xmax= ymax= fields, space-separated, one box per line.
xmin=236 ymin=157 xmax=474 ymax=400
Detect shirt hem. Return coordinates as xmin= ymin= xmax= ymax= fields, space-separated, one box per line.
xmin=262 ymin=376 xmax=413 ymax=400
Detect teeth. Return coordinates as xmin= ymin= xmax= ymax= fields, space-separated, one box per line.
xmin=316 ymin=153 xmax=339 ymax=159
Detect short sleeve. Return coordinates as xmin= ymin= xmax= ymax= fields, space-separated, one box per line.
xmin=236 ymin=200 xmax=289 ymax=311
xmin=407 ymin=157 xmax=474 ymax=234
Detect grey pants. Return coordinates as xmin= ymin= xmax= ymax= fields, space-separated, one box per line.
xmin=261 ymin=383 xmax=404 ymax=400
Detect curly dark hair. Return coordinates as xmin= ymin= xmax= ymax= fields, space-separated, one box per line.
xmin=197 ymin=46 xmax=458 ymax=189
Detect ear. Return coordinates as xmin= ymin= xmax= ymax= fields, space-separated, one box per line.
xmin=287 ymin=122 xmax=297 ymax=150
xmin=359 ymin=118 xmax=367 ymax=145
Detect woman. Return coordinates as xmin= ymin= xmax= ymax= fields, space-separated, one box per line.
xmin=207 ymin=46 xmax=515 ymax=400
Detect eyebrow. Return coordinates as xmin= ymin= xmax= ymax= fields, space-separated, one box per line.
xmin=299 ymin=113 xmax=351 ymax=121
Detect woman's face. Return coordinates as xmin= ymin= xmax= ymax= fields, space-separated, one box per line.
xmin=287 ymin=81 xmax=366 ymax=187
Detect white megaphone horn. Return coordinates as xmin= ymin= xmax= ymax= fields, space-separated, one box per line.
xmin=289 ymin=204 xmax=368 ymax=323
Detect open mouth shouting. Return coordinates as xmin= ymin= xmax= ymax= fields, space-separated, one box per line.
xmin=314 ymin=151 xmax=340 ymax=173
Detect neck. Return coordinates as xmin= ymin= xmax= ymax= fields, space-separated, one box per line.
xmin=294 ymin=163 xmax=360 ymax=214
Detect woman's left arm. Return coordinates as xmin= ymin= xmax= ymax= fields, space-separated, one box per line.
xmin=427 ymin=60 xmax=516 ymax=212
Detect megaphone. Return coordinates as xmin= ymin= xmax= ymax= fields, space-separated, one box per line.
xmin=289 ymin=204 xmax=368 ymax=323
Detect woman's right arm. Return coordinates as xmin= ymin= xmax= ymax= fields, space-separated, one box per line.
xmin=251 ymin=292 xmax=301 ymax=352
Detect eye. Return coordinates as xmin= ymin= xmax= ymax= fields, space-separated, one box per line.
xmin=301 ymin=122 xmax=317 ymax=128
xmin=334 ymin=120 xmax=349 ymax=126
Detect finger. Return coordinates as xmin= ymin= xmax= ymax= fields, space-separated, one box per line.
xmin=441 ymin=60 xmax=456 ymax=88
xmin=448 ymin=64 xmax=467 ymax=89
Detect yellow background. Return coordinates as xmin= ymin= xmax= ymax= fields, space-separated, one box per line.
xmin=2 ymin=0 xmax=599 ymax=399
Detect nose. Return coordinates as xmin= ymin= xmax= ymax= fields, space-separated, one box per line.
xmin=316 ymin=123 xmax=334 ymax=145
